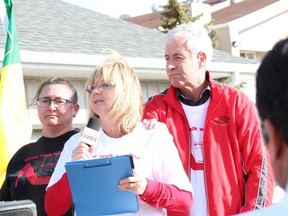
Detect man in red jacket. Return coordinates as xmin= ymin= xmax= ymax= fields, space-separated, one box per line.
xmin=143 ymin=23 xmax=274 ymax=216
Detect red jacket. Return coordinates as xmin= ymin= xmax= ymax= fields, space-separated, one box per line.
xmin=143 ymin=72 xmax=274 ymax=216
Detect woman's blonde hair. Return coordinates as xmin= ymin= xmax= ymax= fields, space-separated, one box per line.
xmin=85 ymin=51 xmax=143 ymax=134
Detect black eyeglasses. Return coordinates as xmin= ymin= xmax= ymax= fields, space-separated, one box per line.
xmin=86 ymin=80 xmax=116 ymax=94
xmin=37 ymin=97 xmax=73 ymax=108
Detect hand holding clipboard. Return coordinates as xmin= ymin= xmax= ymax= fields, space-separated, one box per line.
xmin=65 ymin=155 xmax=139 ymax=216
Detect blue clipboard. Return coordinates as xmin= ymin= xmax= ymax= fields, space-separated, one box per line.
xmin=65 ymin=155 xmax=139 ymax=216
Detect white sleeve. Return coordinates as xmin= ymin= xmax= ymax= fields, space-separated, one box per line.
xmin=46 ymin=132 xmax=81 ymax=189
xmin=152 ymin=122 xmax=193 ymax=193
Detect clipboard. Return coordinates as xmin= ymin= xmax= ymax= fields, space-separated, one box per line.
xmin=65 ymin=155 xmax=139 ymax=216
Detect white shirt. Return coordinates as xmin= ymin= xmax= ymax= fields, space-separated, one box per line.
xmin=48 ymin=122 xmax=193 ymax=216
xmin=182 ymin=99 xmax=210 ymax=216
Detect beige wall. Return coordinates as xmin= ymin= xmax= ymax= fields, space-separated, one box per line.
xmin=214 ymin=9 xmax=288 ymax=61
xmin=239 ymin=12 xmax=288 ymax=52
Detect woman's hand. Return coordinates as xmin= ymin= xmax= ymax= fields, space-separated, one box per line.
xmin=118 ymin=172 xmax=148 ymax=195
xmin=71 ymin=143 xmax=94 ymax=161
xmin=142 ymin=118 xmax=158 ymax=130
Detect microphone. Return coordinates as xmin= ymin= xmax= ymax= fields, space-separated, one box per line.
xmin=79 ymin=117 xmax=101 ymax=146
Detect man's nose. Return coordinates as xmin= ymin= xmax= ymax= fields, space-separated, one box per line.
xmin=167 ymin=64 xmax=175 ymax=71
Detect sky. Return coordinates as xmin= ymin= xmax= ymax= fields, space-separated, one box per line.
xmin=63 ymin=0 xmax=168 ymax=19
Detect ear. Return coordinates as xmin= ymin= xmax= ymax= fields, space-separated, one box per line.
xmin=263 ymin=120 xmax=284 ymax=160
xmin=73 ymin=104 xmax=80 ymax=117
xmin=197 ymin=52 xmax=207 ymax=68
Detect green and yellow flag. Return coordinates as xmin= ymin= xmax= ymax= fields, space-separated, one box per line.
xmin=0 ymin=0 xmax=32 ymax=186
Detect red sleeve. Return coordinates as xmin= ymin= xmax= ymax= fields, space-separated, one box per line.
xmin=140 ymin=179 xmax=193 ymax=212
xmin=235 ymin=101 xmax=274 ymax=213
xmin=44 ymin=173 xmax=73 ymax=216
xmin=240 ymin=146 xmax=275 ymax=212
xmin=238 ymin=102 xmax=274 ymax=212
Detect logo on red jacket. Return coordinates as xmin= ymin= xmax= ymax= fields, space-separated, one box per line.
xmin=211 ymin=116 xmax=230 ymax=125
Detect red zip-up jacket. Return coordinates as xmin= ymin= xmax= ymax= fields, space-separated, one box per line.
xmin=143 ymin=72 xmax=274 ymax=216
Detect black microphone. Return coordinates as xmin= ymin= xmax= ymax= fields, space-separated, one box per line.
xmin=79 ymin=117 xmax=101 ymax=146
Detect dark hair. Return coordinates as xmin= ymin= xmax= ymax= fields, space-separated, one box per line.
xmin=256 ymin=37 xmax=288 ymax=144
xmin=31 ymin=77 xmax=78 ymax=105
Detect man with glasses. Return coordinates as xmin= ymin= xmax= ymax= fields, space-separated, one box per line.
xmin=0 ymin=77 xmax=80 ymax=216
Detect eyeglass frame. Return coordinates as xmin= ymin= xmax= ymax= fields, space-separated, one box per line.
xmin=86 ymin=80 xmax=116 ymax=94
xmin=37 ymin=97 xmax=74 ymax=108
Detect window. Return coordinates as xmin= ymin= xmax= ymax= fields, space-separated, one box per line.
xmin=240 ymin=52 xmax=255 ymax=60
